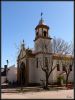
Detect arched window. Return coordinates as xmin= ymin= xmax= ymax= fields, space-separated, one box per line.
xmin=43 ymin=31 xmax=47 ymax=37
xmin=36 ymin=32 xmax=38 ymax=37
xmin=62 ymin=65 xmax=66 ymax=71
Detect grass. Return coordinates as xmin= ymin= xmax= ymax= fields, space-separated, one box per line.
xmin=16 ymin=87 xmax=43 ymax=93
xmin=16 ymin=87 xmax=63 ymax=93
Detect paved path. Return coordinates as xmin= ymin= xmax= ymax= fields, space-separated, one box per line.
xmin=1 ymin=89 xmax=74 ymax=99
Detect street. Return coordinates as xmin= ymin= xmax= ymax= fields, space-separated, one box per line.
xmin=1 ymin=89 xmax=74 ymax=99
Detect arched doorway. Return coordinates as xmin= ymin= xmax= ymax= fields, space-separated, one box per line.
xmin=20 ymin=62 xmax=26 ymax=86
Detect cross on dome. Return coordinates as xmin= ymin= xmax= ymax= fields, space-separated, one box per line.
xmin=41 ymin=12 xmax=43 ymax=18
xmin=23 ymin=39 xmax=24 ymax=44
xmin=39 ymin=12 xmax=45 ymax=25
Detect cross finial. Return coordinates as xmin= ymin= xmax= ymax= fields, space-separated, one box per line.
xmin=41 ymin=12 xmax=43 ymax=18
xmin=23 ymin=39 xmax=24 ymax=44
xmin=22 ymin=39 xmax=25 ymax=47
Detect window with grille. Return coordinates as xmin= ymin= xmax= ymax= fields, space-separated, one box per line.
xmin=57 ymin=64 xmax=60 ymax=71
xmin=69 ymin=64 xmax=72 ymax=71
xmin=62 ymin=65 xmax=66 ymax=71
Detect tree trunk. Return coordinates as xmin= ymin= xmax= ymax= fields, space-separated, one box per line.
xmin=45 ymin=72 xmax=49 ymax=90
xmin=66 ymin=75 xmax=68 ymax=87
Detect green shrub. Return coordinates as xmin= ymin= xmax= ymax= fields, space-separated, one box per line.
xmin=57 ymin=76 xmax=64 ymax=85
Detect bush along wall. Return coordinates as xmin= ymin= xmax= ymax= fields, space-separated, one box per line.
xmin=57 ymin=76 xmax=64 ymax=86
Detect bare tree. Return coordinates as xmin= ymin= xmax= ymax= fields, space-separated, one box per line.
xmin=38 ymin=39 xmax=56 ymax=90
xmin=39 ymin=57 xmax=56 ymax=89
xmin=52 ymin=37 xmax=73 ymax=55
xmin=14 ymin=42 xmax=22 ymax=57
xmin=39 ymin=37 xmax=73 ymax=89
xmin=52 ymin=37 xmax=74 ymax=87
xmin=59 ymin=55 xmax=73 ymax=87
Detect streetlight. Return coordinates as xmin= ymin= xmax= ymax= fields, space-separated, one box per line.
xmin=6 ymin=60 xmax=9 ymax=67
xmin=6 ymin=60 xmax=9 ymax=83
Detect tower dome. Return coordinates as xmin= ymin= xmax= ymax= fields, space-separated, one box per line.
xmin=38 ymin=12 xmax=46 ymax=25
xmin=35 ymin=13 xmax=49 ymax=30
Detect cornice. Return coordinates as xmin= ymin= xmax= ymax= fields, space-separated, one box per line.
xmin=34 ymin=36 xmax=52 ymax=42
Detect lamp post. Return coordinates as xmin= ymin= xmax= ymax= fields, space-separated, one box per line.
xmin=6 ymin=60 xmax=9 ymax=83
xmin=6 ymin=60 xmax=9 ymax=67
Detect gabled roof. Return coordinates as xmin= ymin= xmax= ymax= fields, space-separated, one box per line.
xmin=17 ymin=48 xmax=35 ymax=61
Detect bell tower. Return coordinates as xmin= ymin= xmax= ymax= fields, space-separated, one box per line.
xmin=34 ymin=13 xmax=52 ymax=53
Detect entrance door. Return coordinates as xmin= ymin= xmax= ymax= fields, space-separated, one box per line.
xmin=20 ymin=62 xmax=26 ymax=85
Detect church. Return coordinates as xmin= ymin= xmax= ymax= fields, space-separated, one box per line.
xmin=17 ymin=15 xmax=74 ymax=86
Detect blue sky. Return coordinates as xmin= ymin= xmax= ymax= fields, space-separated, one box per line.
xmin=2 ymin=1 xmax=74 ymax=67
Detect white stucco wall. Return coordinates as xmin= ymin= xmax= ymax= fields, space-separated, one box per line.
xmin=35 ymin=38 xmax=52 ymax=53
xmin=7 ymin=66 xmax=17 ymax=83
xmin=33 ymin=53 xmax=53 ymax=84
xmin=17 ymin=40 xmax=74 ymax=85
xmin=29 ymin=58 xmax=36 ymax=83
xmin=52 ymin=59 xmax=74 ymax=83
xmin=1 ymin=76 xmax=6 ymax=84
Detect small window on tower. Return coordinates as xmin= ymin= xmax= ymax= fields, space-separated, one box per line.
xmin=36 ymin=32 xmax=38 ymax=37
xmin=43 ymin=31 xmax=47 ymax=37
